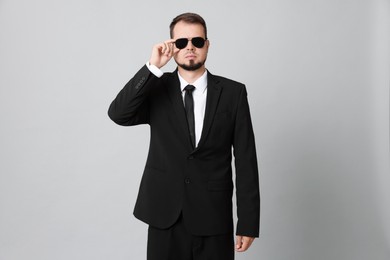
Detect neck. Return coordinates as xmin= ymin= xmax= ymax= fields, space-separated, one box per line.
xmin=177 ymin=66 xmax=206 ymax=84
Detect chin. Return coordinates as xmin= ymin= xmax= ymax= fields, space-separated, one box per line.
xmin=178 ymin=62 xmax=203 ymax=71
xmin=176 ymin=58 xmax=206 ymax=71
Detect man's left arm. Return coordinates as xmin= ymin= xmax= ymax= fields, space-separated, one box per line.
xmin=232 ymin=85 xmax=260 ymax=251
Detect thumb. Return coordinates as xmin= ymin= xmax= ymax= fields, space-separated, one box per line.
xmin=236 ymin=235 xmax=243 ymax=249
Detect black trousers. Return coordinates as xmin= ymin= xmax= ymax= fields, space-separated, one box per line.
xmin=147 ymin=214 xmax=234 ymax=260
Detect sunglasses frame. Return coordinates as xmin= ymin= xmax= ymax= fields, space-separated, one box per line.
xmin=174 ymin=37 xmax=208 ymax=49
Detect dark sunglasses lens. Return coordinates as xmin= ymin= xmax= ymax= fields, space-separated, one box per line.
xmin=175 ymin=38 xmax=188 ymax=49
xmin=192 ymin=37 xmax=205 ymax=48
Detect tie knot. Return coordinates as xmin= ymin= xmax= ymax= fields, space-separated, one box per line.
xmin=184 ymin=85 xmax=195 ymax=92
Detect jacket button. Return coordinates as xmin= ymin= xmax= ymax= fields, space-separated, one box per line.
xmin=185 ymin=178 xmax=191 ymax=184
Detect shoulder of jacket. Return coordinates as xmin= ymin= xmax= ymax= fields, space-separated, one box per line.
xmin=209 ymin=73 xmax=245 ymax=91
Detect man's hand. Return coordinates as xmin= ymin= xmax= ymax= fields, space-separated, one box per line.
xmin=235 ymin=235 xmax=255 ymax=252
xmin=149 ymin=39 xmax=180 ymax=69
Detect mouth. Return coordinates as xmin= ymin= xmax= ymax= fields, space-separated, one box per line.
xmin=185 ymin=54 xmax=196 ymax=59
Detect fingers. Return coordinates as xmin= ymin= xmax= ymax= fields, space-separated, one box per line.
xmin=161 ymin=42 xmax=169 ymax=56
xmin=235 ymin=236 xmax=255 ymax=252
xmin=161 ymin=39 xmax=176 ymax=57
xmin=235 ymin=235 xmax=243 ymax=251
xmin=150 ymin=39 xmax=177 ymax=68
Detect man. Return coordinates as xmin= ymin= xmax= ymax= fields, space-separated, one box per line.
xmin=108 ymin=12 xmax=260 ymax=260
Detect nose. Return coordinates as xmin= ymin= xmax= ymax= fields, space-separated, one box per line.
xmin=186 ymin=40 xmax=195 ymax=50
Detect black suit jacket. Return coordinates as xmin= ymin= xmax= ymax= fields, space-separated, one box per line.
xmin=108 ymin=65 xmax=260 ymax=237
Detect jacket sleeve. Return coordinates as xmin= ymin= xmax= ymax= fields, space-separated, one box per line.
xmin=108 ymin=65 xmax=160 ymax=126
xmin=233 ymin=85 xmax=261 ymax=237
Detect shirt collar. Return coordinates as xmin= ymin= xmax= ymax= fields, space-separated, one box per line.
xmin=178 ymin=70 xmax=208 ymax=94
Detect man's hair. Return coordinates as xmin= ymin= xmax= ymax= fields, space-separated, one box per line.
xmin=169 ymin=12 xmax=207 ymax=39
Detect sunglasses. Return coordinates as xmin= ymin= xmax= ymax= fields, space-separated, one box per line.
xmin=174 ymin=37 xmax=207 ymax=49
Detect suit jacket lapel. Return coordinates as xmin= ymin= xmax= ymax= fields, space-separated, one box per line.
xmin=193 ymin=72 xmax=222 ymax=153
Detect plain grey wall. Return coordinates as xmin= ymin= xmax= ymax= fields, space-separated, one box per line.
xmin=0 ymin=0 xmax=389 ymax=260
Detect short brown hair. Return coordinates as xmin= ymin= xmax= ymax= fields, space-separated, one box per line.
xmin=169 ymin=12 xmax=207 ymax=39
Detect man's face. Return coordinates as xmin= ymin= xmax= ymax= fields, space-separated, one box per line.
xmin=172 ymin=21 xmax=209 ymax=71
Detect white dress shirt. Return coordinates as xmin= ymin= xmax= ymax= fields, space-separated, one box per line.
xmin=146 ymin=62 xmax=208 ymax=147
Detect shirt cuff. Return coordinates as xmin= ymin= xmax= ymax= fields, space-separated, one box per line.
xmin=146 ymin=61 xmax=163 ymax=78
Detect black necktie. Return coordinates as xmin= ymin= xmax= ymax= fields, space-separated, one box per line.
xmin=184 ymin=85 xmax=196 ymax=148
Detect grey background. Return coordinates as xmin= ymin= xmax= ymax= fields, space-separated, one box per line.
xmin=0 ymin=0 xmax=389 ymax=259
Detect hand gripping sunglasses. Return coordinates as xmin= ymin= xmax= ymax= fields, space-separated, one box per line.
xmin=174 ymin=37 xmax=207 ymax=49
